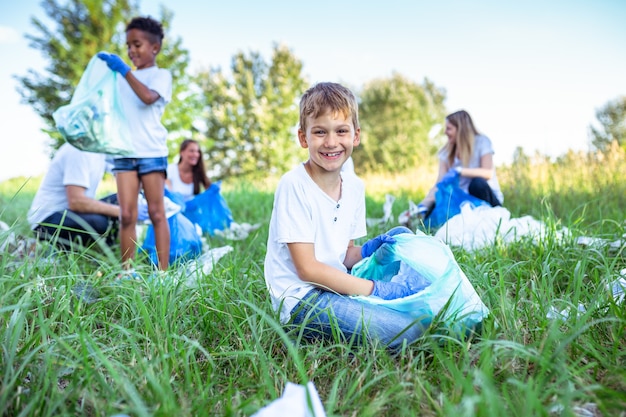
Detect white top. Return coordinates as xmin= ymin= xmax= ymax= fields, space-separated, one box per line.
xmin=166 ymin=162 xmax=194 ymax=201
xmin=264 ymin=163 xmax=367 ymax=323
xmin=341 ymin=156 xmax=355 ymax=174
xmin=27 ymin=143 xmax=107 ymax=228
xmin=439 ymin=134 xmax=504 ymax=203
xmin=116 ymin=66 xmax=172 ymax=158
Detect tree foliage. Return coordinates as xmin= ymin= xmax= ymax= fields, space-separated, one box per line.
xmin=355 ymin=73 xmax=447 ymax=173
xmin=195 ymin=44 xmax=308 ymax=179
xmin=15 ymin=0 xmax=194 ymax=156
xmin=590 ymin=96 xmax=626 ymax=151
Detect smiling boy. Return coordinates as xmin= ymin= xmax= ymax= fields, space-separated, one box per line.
xmin=264 ymin=82 xmax=427 ymax=348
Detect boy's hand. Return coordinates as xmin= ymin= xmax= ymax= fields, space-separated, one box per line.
xmin=370 ymin=280 xmax=413 ymax=300
xmin=97 ymin=52 xmax=131 ymax=76
xmin=361 ymin=233 xmax=396 ymax=258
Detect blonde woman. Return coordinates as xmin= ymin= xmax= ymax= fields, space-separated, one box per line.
xmin=418 ymin=110 xmax=503 ymax=217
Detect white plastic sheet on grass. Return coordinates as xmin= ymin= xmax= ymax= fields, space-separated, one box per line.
xmin=252 ymin=381 xmax=326 ymax=417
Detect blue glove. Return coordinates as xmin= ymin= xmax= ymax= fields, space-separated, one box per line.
xmin=400 ymin=270 xmax=430 ymax=294
xmin=441 ymin=167 xmax=460 ymax=183
xmin=137 ymin=203 xmax=149 ymax=222
xmin=361 ymin=233 xmax=396 ymax=258
xmin=370 ymin=280 xmax=413 ymax=300
xmin=97 ymin=52 xmax=131 ymax=76
xmin=416 ymin=204 xmax=429 ymax=218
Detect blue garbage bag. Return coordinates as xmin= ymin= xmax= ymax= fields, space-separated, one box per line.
xmin=142 ymin=212 xmax=202 ymax=266
xmin=351 ymin=231 xmax=489 ymax=337
xmin=183 ymin=182 xmax=234 ymax=235
xmin=164 ymin=188 xmax=186 ymax=211
xmin=424 ymin=173 xmax=489 ymax=230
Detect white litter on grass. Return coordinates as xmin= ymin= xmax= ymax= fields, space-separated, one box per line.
xmin=548 ymin=402 xmax=600 ymax=417
xmin=1 ymin=220 xmax=39 ymax=260
xmin=252 ymin=381 xmax=326 ymax=417
xmin=609 ymin=269 xmax=626 ymax=303
xmin=576 ymin=235 xmax=625 ymax=252
xmin=434 ymin=204 xmax=570 ymax=251
xmin=547 ymin=269 xmax=625 ymax=321
xmin=366 ymin=194 xmax=395 ymax=227
xmin=174 ymin=245 xmax=234 ymax=287
xmin=213 ymin=222 xmax=261 ymax=240
xmin=398 ymin=200 xmax=420 ymax=227
xmin=546 ymin=303 xmax=586 ymax=322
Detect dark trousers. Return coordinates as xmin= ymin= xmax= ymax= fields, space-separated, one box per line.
xmin=468 ymin=178 xmax=501 ymax=207
xmin=34 ymin=194 xmax=119 ymax=248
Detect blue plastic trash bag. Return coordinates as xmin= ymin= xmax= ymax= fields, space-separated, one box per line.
xmin=142 ymin=212 xmax=202 ymax=266
xmin=425 ymin=173 xmax=489 ymax=230
xmin=164 ymin=188 xmax=186 ymax=212
xmin=52 ymin=53 xmax=134 ymax=155
xmin=351 ymin=231 xmax=489 ymax=337
xmin=183 ymin=182 xmax=234 ymax=235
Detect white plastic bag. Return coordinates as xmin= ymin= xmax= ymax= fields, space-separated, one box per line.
xmin=53 ymin=53 xmax=134 ymax=155
xmin=351 ymin=231 xmax=489 ymax=336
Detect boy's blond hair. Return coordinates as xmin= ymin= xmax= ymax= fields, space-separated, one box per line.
xmin=299 ymin=82 xmax=359 ymax=132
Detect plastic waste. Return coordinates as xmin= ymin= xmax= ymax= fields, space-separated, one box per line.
xmin=142 ymin=212 xmax=202 ymax=266
xmin=351 ymin=231 xmax=489 ymax=337
xmin=252 ymin=381 xmax=326 ymax=417
xmin=183 ymin=182 xmax=234 ymax=235
xmin=53 ymin=53 xmax=134 ymax=155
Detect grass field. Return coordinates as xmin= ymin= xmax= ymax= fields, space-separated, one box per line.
xmin=1 ymin=146 xmax=625 ymax=416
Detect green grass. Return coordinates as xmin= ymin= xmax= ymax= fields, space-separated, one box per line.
xmin=1 ymin=148 xmax=625 ymax=416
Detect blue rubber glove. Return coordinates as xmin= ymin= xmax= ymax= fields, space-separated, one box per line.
xmin=137 ymin=203 xmax=149 ymax=222
xmin=400 ymin=270 xmax=430 ymax=294
xmin=370 ymin=280 xmax=413 ymax=300
xmin=416 ymin=204 xmax=429 ymax=218
xmin=361 ymin=233 xmax=396 ymax=258
xmin=97 ymin=52 xmax=131 ymax=76
xmin=386 ymin=226 xmax=413 ymax=237
xmin=441 ymin=167 xmax=460 ymax=183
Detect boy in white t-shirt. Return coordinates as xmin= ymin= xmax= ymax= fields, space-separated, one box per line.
xmin=264 ymin=82 xmax=428 ymax=349
xmin=97 ymin=16 xmax=172 ymax=271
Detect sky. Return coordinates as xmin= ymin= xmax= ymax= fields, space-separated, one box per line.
xmin=1 ymin=0 xmax=625 ymax=183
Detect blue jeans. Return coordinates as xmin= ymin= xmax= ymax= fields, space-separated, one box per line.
xmin=288 ymin=288 xmax=431 ymax=350
xmin=112 ymin=157 xmax=168 ymax=176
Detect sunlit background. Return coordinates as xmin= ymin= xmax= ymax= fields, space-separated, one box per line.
xmin=1 ymin=0 xmax=625 ymax=182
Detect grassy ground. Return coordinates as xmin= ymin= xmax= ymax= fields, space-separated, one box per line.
xmin=0 ymin=146 xmax=624 ymax=416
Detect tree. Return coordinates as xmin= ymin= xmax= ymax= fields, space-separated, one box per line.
xmin=355 ymin=73 xmax=447 ymax=173
xmin=15 ymin=0 xmax=195 ymax=156
xmin=195 ymin=44 xmax=308 ymax=179
xmin=590 ymin=96 xmax=626 ymax=151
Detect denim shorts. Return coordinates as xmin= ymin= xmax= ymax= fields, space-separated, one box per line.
xmin=112 ymin=157 xmax=168 ymax=176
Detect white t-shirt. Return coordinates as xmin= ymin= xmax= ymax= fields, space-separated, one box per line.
xmin=439 ymin=134 xmax=504 ymax=203
xmin=166 ymin=162 xmax=194 ymax=201
xmin=27 ymin=143 xmax=107 ymax=228
xmin=116 ymin=66 xmax=172 ymax=158
xmin=264 ymin=163 xmax=367 ymax=323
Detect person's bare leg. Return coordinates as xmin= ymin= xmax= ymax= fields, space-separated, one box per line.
xmin=142 ymin=172 xmax=169 ymax=270
xmin=116 ymin=171 xmax=141 ymax=268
